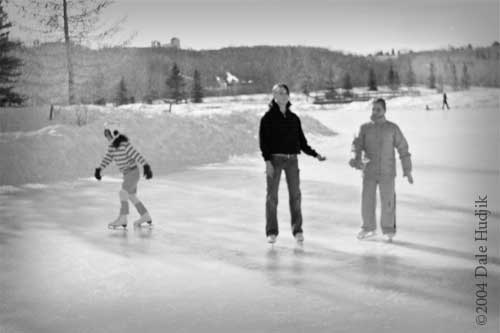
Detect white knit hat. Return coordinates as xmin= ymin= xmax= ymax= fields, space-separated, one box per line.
xmin=103 ymin=120 xmax=121 ymax=139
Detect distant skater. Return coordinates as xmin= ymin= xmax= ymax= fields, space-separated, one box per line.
xmin=442 ymin=93 xmax=450 ymax=110
xmin=349 ymin=98 xmax=413 ymax=242
xmin=94 ymin=127 xmax=153 ymax=229
xmin=259 ymin=83 xmax=326 ymax=244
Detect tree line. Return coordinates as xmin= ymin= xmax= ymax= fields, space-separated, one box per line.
xmin=115 ymin=63 xmax=203 ymax=105
xmin=10 ymin=43 xmax=490 ymax=106
xmin=1 ymin=0 xmax=496 ymax=106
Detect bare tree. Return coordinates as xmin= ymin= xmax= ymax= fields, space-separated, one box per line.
xmin=406 ymin=60 xmax=416 ymax=89
xmin=11 ymin=0 xmax=126 ymax=104
xmin=450 ymin=62 xmax=458 ymax=91
xmin=428 ymin=62 xmax=436 ymax=89
xmin=0 ymin=0 xmax=24 ymax=106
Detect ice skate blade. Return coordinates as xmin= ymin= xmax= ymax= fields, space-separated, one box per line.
xmin=108 ymin=224 xmax=127 ymax=230
xmin=357 ymin=232 xmax=377 ymax=240
xmin=294 ymin=245 xmax=305 ymax=255
xmin=267 ymin=238 xmax=276 ymax=245
xmin=134 ymin=221 xmax=153 ymax=229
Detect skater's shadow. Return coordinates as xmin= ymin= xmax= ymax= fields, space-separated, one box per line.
xmin=135 ymin=227 xmax=153 ymax=239
xmin=293 ymin=243 xmax=305 ymax=256
xmin=0 ymin=230 xmax=20 ymax=245
xmin=291 ymin=246 xmax=305 ymax=279
xmin=264 ymin=246 xmax=306 ymax=286
xmin=265 ymin=247 xmax=279 ymax=272
xmin=359 ymin=253 xmax=401 ymax=282
xmin=108 ymin=230 xmax=129 ymax=240
xmin=391 ymin=240 xmax=483 ymax=263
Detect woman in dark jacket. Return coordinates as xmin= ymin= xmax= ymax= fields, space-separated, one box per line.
xmin=259 ymin=83 xmax=326 ymax=244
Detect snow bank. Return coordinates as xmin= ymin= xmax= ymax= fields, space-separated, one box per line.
xmin=0 ymin=111 xmax=335 ymax=186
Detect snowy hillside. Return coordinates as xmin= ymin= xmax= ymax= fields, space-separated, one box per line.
xmin=0 ymin=105 xmax=335 ymax=186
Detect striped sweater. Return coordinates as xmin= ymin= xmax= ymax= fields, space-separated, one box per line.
xmin=99 ymin=141 xmax=147 ymax=173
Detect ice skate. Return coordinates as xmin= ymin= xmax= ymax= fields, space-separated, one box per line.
xmin=267 ymin=235 xmax=277 ymax=244
xmin=294 ymin=232 xmax=304 ymax=243
xmin=133 ymin=212 xmax=152 ymax=228
xmin=108 ymin=215 xmax=127 ymax=230
xmin=385 ymin=232 xmax=395 ymax=242
xmin=357 ymin=229 xmax=376 ymax=240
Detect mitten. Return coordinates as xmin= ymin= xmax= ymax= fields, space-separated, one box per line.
xmin=143 ymin=164 xmax=153 ymax=179
xmin=94 ymin=168 xmax=102 ymax=180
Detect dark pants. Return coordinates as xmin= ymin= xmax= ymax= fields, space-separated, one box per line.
xmin=266 ymin=155 xmax=302 ymax=236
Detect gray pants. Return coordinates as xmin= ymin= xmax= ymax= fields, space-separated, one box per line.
xmin=361 ymin=177 xmax=396 ymax=234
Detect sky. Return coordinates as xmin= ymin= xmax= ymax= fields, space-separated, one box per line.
xmin=8 ymin=0 xmax=500 ymax=54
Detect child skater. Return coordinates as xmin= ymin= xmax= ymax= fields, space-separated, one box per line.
xmin=94 ymin=127 xmax=153 ymax=229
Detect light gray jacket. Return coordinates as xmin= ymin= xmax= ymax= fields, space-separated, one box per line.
xmin=354 ymin=116 xmax=412 ymax=180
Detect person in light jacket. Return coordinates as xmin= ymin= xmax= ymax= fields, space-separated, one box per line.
xmin=350 ymin=98 xmax=413 ymax=241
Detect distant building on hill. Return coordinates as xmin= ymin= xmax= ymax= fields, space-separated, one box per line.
xmin=210 ymin=72 xmax=253 ymax=92
xmin=170 ymin=37 xmax=181 ymax=49
xmin=151 ymin=37 xmax=181 ymax=49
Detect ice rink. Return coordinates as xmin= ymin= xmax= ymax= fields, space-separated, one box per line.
xmin=1 ymin=89 xmax=499 ymax=332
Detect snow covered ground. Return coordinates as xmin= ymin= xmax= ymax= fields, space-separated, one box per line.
xmin=0 ymin=88 xmax=499 ymax=332
xmin=0 ymin=102 xmax=334 ymax=185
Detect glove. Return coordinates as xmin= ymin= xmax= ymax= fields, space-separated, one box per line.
xmin=94 ymin=168 xmax=102 ymax=181
xmin=143 ymin=164 xmax=153 ymax=179
xmin=349 ymin=158 xmax=364 ymax=170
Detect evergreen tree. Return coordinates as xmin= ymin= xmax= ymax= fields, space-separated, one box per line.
xmin=0 ymin=1 xmax=24 ymax=106
xmin=191 ymin=69 xmax=203 ymax=103
xmin=90 ymin=65 xmax=106 ymax=105
xmin=406 ymin=61 xmax=416 ymax=89
xmin=342 ymin=72 xmax=353 ymax=97
xmin=387 ymin=64 xmax=400 ymax=90
xmin=367 ymin=68 xmax=377 ymax=91
xmin=14 ymin=0 xmax=120 ymax=104
xmin=450 ymin=63 xmax=459 ymax=91
xmin=437 ymin=75 xmax=444 ymax=93
xmin=116 ymin=76 xmax=128 ymax=106
xmin=428 ymin=62 xmax=436 ymax=89
xmin=461 ymin=63 xmax=471 ymax=90
xmin=166 ymin=63 xmax=186 ymax=103
xmin=301 ymin=75 xmax=313 ymax=97
xmin=324 ymin=69 xmax=337 ymax=99
xmin=144 ymin=60 xmax=160 ymax=104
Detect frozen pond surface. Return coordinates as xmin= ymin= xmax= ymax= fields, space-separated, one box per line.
xmin=1 ymin=90 xmax=499 ymax=332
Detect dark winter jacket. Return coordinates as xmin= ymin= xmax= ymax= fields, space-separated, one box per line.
xmin=259 ymin=102 xmax=318 ymax=161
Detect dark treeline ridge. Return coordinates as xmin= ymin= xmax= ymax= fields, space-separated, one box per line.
xmin=13 ymin=43 xmax=500 ymax=105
